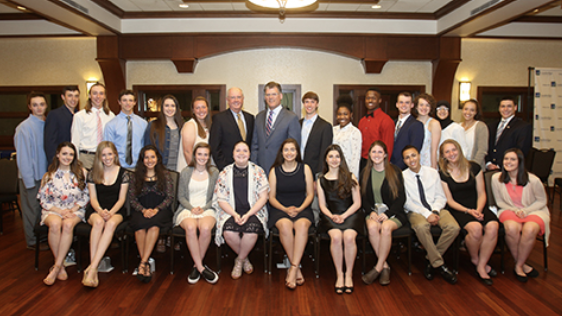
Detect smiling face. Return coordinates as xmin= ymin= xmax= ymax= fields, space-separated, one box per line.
xmin=62 ymin=90 xmax=80 ymax=111
xmin=499 ymin=99 xmax=516 ymax=119
xmin=462 ymin=101 xmax=477 ymax=122
xmin=162 ymin=98 xmax=177 ymax=118
xmin=370 ymin=145 xmax=386 ymax=167
xmin=326 ymin=149 xmax=341 ymax=169
xmin=336 ymin=106 xmax=352 ymax=128
xmin=89 ymin=85 xmax=106 ymax=109
xmin=233 ymin=142 xmax=250 ymax=167
xmin=57 ymin=146 xmax=75 ymax=167
xmin=101 ymin=147 xmax=116 ymax=168
xmin=28 ymin=96 xmax=47 ymax=118
xmin=192 ymin=100 xmax=208 ymax=122
xmin=416 ymin=98 xmax=431 ymax=117
xmin=436 ymin=106 xmax=449 ymax=120
xmin=441 ymin=143 xmax=459 ymax=164
xmin=402 ymin=147 xmax=421 ymax=173
xmin=503 ymin=151 xmax=519 ymax=173
xmin=227 ymin=88 xmax=244 ymax=113
xmin=303 ymin=98 xmax=318 ymax=116
xmin=282 ymin=142 xmax=298 ymax=163
xmin=143 ymin=149 xmax=158 ymax=171
xmin=119 ymin=94 xmax=136 ymax=115
xmin=365 ymin=90 xmax=381 ymax=113
xmin=194 ymin=147 xmax=210 ymax=167
xmin=265 ymin=87 xmax=283 ymax=110
xmin=396 ymin=95 xmax=413 ymax=116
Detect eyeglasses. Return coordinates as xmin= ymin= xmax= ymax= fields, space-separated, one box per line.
xmin=436 ymin=107 xmax=449 ymax=112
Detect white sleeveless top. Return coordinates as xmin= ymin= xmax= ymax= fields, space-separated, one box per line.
xmin=419 ymin=117 xmax=433 ymax=167
xmin=176 ymin=119 xmax=210 ymax=172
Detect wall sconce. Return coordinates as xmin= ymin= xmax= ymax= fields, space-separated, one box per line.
xmin=86 ymin=80 xmax=97 ymax=93
xmin=459 ymin=82 xmax=472 ymax=103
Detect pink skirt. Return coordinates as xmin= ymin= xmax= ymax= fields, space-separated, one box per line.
xmin=499 ymin=210 xmax=545 ymax=236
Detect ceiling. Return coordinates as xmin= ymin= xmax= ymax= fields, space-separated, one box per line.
xmin=0 ymin=0 xmax=561 ymax=37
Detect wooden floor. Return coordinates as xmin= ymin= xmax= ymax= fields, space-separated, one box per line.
xmin=0 ymin=198 xmax=561 ymax=316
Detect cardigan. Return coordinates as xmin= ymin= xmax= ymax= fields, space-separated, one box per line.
xmin=491 ymin=172 xmax=550 ymax=246
xmin=173 ymin=165 xmax=219 ymax=224
xmin=361 ymin=164 xmax=407 ymax=225
xmin=469 ymin=121 xmax=489 ymax=170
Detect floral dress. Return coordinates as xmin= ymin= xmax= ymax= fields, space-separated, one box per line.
xmin=38 ymin=169 xmax=89 ymax=225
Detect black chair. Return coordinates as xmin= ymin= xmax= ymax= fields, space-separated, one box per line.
xmin=527 ymin=147 xmax=555 ymax=201
xmin=0 ymin=158 xmax=21 ymax=234
xmin=169 ymin=225 xmax=221 ymax=274
xmin=552 ymin=177 xmax=562 ymax=210
xmin=267 ymin=225 xmax=317 ymax=275
xmin=75 ymin=220 xmax=129 ymax=273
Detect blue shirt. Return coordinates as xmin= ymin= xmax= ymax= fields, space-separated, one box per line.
xmin=14 ymin=114 xmax=48 ymax=189
xmin=44 ymin=105 xmax=74 ymax=163
xmin=104 ymin=112 xmax=148 ymax=169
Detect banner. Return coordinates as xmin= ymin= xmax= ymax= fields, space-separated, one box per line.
xmin=533 ymin=68 xmax=562 ymax=185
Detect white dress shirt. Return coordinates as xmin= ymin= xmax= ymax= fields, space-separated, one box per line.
xmin=301 ymin=114 xmax=318 ymax=157
xmin=71 ymin=107 xmax=115 ymax=155
xmin=403 ymin=165 xmax=447 ymax=218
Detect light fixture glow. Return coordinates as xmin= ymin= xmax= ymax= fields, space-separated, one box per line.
xmin=459 ymin=82 xmax=472 ymax=102
xmin=17 ymin=6 xmax=27 ymax=11
xmin=371 ymin=5 xmax=381 ymax=9
xmin=86 ymin=79 xmax=98 ymax=93
xmin=179 ymin=4 xmax=189 ymax=8
xmin=248 ymin=0 xmax=317 ymax=9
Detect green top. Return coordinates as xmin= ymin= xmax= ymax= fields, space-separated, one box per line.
xmin=371 ymin=168 xmax=385 ymax=205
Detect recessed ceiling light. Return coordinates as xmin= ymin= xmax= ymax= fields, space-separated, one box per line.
xmin=371 ymin=5 xmax=381 ymax=9
xmin=179 ymin=4 xmax=189 ymax=8
xmin=17 ymin=6 xmax=27 ymax=11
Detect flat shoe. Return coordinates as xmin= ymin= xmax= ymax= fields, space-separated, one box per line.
xmin=477 ymin=274 xmax=493 ymax=286
xmin=243 ymin=258 xmax=254 ymax=274
xmin=379 ymin=267 xmax=391 ymax=286
xmin=362 ymin=267 xmax=381 ymax=285
xmin=43 ymin=266 xmax=60 ymax=286
xmin=525 ymin=267 xmax=539 ymax=278
xmin=514 ymin=269 xmax=528 ymax=283
xmin=57 ymin=267 xmax=68 ymax=281
xmin=231 ymin=258 xmax=243 ymax=279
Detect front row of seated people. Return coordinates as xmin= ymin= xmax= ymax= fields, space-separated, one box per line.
xmin=37 ymin=139 xmax=550 ymax=290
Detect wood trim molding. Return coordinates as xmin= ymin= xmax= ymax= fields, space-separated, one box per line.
xmin=121 ymin=11 xmax=435 ymax=20
xmin=46 ymin=0 xmax=119 ymax=35
xmin=91 ymin=0 xmax=124 ymax=18
xmin=0 ymin=13 xmax=43 ymax=20
xmin=438 ymin=0 xmax=516 ymax=37
xmin=514 ymin=16 xmax=562 ymax=23
xmin=434 ymin=0 xmax=470 ymax=19
xmin=171 ymin=58 xmax=198 ymax=73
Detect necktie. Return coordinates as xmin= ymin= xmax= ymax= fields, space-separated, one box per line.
xmin=395 ymin=120 xmax=403 ymax=138
xmin=496 ymin=119 xmax=506 ymax=144
xmin=266 ymin=110 xmax=274 ymax=136
xmin=237 ymin=113 xmax=246 ymax=141
xmin=96 ymin=111 xmax=103 ymax=144
xmin=416 ymin=174 xmax=432 ymax=212
xmin=126 ymin=115 xmax=133 ymax=165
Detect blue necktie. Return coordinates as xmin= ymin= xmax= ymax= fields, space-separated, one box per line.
xmin=416 ymin=174 xmax=431 ymax=212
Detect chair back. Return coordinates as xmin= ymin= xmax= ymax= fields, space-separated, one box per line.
xmin=0 ymin=159 xmax=18 ymax=195
xmin=168 ymin=170 xmax=180 ymax=211
xmin=484 ymin=170 xmax=500 ymax=209
xmin=527 ymin=148 xmax=556 ymax=184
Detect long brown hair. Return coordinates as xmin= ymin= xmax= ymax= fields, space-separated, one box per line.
xmin=499 ymin=148 xmax=529 ymax=186
xmin=44 ymin=142 xmax=86 ymax=190
xmin=85 ymin=82 xmax=111 ymax=115
xmin=133 ymin=145 xmax=166 ymax=195
xmin=322 ymin=144 xmax=357 ymax=199
xmin=361 ymin=140 xmax=400 ymax=199
xmin=439 ymin=139 xmax=471 ymax=179
xmin=191 ymin=96 xmax=211 ymax=139
xmin=148 ymin=95 xmax=184 ymax=153
xmin=270 ymin=138 xmax=302 ymax=172
xmin=91 ymin=141 xmax=121 ymax=184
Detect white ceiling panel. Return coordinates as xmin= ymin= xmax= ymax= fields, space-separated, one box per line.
xmin=537 ymin=7 xmax=562 ymax=17
xmin=356 ymin=4 xmax=390 ymax=12
xmin=127 ymin=0 xmax=171 ymax=11
xmin=0 ymin=20 xmax=81 ymax=35
xmin=232 ymin=2 xmax=250 ymax=11
xmin=325 ymin=3 xmax=361 ymax=12
xmin=387 ymin=0 xmax=428 ymax=13
xmin=165 ymin=1 xmax=203 ymax=11
xmin=109 ymin=0 xmax=142 ymax=11
xmin=418 ymin=0 xmax=452 ymax=13
xmin=316 ymin=3 xmax=329 ymax=11
xmin=199 ymin=3 xmax=234 ymax=11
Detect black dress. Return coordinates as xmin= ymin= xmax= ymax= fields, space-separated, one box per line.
xmin=439 ymin=162 xmax=498 ymax=228
xmin=128 ymin=172 xmax=174 ymax=231
xmin=268 ymin=163 xmax=314 ymax=228
xmin=85 ymin=167 xmax=129 ymax=220
xmin=318 ymin=176 xmax=364 ymax=234
xmin=223 ymin=165 xmax=264 ymax=234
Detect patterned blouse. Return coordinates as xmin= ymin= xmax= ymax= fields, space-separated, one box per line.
xmin=128 ymin=170 xmax=174 ymax=213
xmin=38 ymin=169 xmax=89 ymax=223
xmin=333 ymin=123 xmax=362 ymax=179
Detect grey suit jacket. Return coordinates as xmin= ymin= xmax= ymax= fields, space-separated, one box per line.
xmin=251 ymin=107 xmax=301 ymax=174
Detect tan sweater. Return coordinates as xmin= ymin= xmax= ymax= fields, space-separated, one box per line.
xmin=491 ymin=172 xmax=551 ymax=246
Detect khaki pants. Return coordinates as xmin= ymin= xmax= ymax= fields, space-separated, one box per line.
xmin=78 ymin=152 xmax=95 ymax=170
xmin=408 ymin=210 xmax=460 ymax=268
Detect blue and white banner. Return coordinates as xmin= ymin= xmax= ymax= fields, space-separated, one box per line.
xmin=534 ymin=68 xmax=562 ymax=185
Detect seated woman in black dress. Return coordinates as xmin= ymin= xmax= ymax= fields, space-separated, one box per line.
xmin=213 ymin=141 xmax=269 ymax=280
xmin=268 ymin=139 xmax=314 ymax=290
xmin=83 ymin=141 xmax=129 ymax=288
xmin=317 ymin=144 xmax=363 ymax=294
xmin=129 ymin=145 xmax=174 ymax=283
xmin=439 ymin=139 xmax=498 ymax=285
xmin=360 ymin=140 xmax=406 ymax=286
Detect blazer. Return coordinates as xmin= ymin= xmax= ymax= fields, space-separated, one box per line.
xmin=391 ymin=116 xmax=424 ymax=170
xmin=300 ymin=116 xmax=333 ymax=175
xmin=360 ymin=164 xmax=407 ymax=225
xmin=210 ymin=109 xmax=255 ymax=171
xmin=173 ymin=166 xmax=219 ymax=224
xmin=251 ymin=107 xmax=301 ymax=174
xmin=486 ymin=117 xmax=532 ymax=167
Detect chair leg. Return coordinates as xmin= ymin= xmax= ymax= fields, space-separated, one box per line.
xmin=76 ymin=235 xmax=83 ymax=273
xmin=315 ymin=235 xmax=320 ymax=278
xmin=35 ymin=231 xmax=40 ymax=271
xmin=120 ymin=235 xmax=127 ymax=273
xmin=170 ymin=234 xmax=175 ymax=275
xmin=407 ymin=235 xmax=412 ymax=276
xmin=216 ymin=245 xmax=221 ymax=274
xmin=543 ymin=239 xmax=548 ymax=272
xmin=268 ymin=236 xmax=273 ymax=275
xmin=361 ymin=237 xmax=366 ymax=275
xmin=263 ymin=234 xmax=268 ymax=274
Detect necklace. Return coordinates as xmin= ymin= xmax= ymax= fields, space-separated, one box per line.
xmin=195 ymin=168 xmax=206 ymax=175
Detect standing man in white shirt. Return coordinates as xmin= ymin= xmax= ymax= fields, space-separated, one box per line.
xmin=402 ymin=145 xmax=459 ymax=284
xmin=299 ymin=91 xmax=333 ymax=176
xmin=71 ymin=83 xmax=115 ymax=169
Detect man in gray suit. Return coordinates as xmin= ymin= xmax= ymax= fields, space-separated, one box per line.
xmin=251 ymin=81 xmax=301 ymax=174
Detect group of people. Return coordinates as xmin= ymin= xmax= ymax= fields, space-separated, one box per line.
xmin=13 ymin=82 xmax=549 ymax=293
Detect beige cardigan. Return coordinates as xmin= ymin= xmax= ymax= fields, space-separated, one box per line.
xmin=491 ymin=172 xmax=551 ymax=246
xmin=470 ymin=121 xmax=489 ymax=170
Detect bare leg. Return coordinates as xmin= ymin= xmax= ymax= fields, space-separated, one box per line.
xmin=182 ymin=218 xmax=203 ymax=271
xmin=224 ymin=231 xmax=241 ymax=255
xmin=503 ymin=220 xmax=524 ymax=275
xmin=291 ymin=219 xmax=311 ymax=284
xmin=375 ymin=221 xmax=398 ymax=271
xmin=88 ymin=214 xmax=105 ymax=262
xmin=343 ymin=229 xmax=357 ymax=289
xmin=89 ymin=215 xmax=123 ymax=273
xmin=140 ymin=226 xmax=160 ymax=263
xmin=197 ymin=216 xmax=216 ymax=269
xmin=328 ymin=229 xmax=344 ymax=289
xmin=237 ymin=233 xmax=258 ymax=260
xmin=517 ymin=222 xmax=540 ymax=274
xmin=44 ymin=216 xmax=62 ymax=262
xmin=464 ymin=222 xmax=484 ymax=274
xmin=477 ymin=221 xmax=498 ymax=278
xmin=366 ymin=218 xmax=382 ymax=272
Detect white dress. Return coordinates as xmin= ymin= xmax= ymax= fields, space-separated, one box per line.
xmin=176 ymin=119 xmax=210 ymax=172
xmin=439 ymin=122 xmax=468 ymax=159
xmin=333 ymin=123 xmax=362 ymax=179
xmin=419 ymin=117 xmax=433 ymax=167
xmin=174 ymin=177 xmax=215 ymax=225
xmin=464 ymin=123 xmax=477 ymax=160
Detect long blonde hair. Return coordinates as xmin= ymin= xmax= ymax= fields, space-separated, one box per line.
xmin=91 ymin=141 xmax=121 ymax=184
xmin=438 ymin=139 xmax=471 ymax=178
xmin=85 ymin=82 xmax=111 ymax=115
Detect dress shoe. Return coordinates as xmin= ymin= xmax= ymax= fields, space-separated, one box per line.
xmin=361 ymin=267 xmax=381 ymax=285
xmin=514 ymin=269 xmax=528 ymax=283
xmin=438 ymin=265 xmax=457 ymax=284
xmin=424 ymin=262 xmax=434 ymax=280
xmin=476 ymin=272 xmax=493 ymax=286
xmin=379 ymin=267 xmax=391 ymax=286
xmin=525 ymin=267 xmax=539 ymax=278
xmin=488 ymin=267 xmax=498 ymax=278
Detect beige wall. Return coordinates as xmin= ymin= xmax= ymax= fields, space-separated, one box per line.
xmin=0 ymin=37 xmax=102 ymax=108
xmin=452 ymin=38 xmax=562 ymax=121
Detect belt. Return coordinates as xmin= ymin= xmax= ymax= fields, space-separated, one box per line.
xmin=79 ymin=150 xmax=96 ymax=155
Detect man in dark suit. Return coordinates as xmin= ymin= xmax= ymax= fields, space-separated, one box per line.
xmin=210 ymin=87 xmax=255 ymax=171
xmin=251 ymin=81 xmax=301 ymax=173
xmin=485 ymin=96 xmax=532 ymax=170
xmin=391 ymin=92 xmax=424 ymax=170
xmin=299 ymin=91 xmax=333 ymax=176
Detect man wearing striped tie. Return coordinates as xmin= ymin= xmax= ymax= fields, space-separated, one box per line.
xmin=485 ymin=96 xmax=532 ymax=171
xmin=210 ymin=87 xmax=255 ymax=171
xmin=251 ymin=81 xmax=301 ymax=174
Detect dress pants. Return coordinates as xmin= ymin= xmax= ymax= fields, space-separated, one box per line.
xmin=19 ymin=179 xmax=42 ymax=247
xmin=408 ymin=209 xmax=460 ymax=268
xmin=78 ymin=152 xmax=95 ymax=170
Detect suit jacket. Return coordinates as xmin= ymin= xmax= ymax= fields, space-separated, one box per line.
xmin=210 ymin=109 xmax=254 ymax=171
xmin=391 ymin=116 xmax=424 ymax=170
xmin=251 ymin=107 xmax=301 ymax=174
xmin=300 ymin=116 xmax=333 ymax=175
xmin=485 ymin=117 xmax=532 ymax=167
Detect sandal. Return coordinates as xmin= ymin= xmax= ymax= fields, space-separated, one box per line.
xmin=296 ymin=268 xmax=305 ymax=286
xmin=232 ymin=257 xmax=243 ymax=279
xmin=57 ymin=266 xmax=68 ymax=281
xmin=136 ymin=262 xmax=147 ymax=282
xmin=143 ymin=262 xmax=152 ymax=283
xmin=243 ymin=258 xmax=254 ymax=274
xmin=44 ymin=266 xmax=60 ymax=286
xmin=156 ymin=238 xmax=166 ymax=253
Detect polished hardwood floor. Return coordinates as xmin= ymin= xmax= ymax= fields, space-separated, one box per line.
xmin=0 ymin=198 xmax=561 ymax=316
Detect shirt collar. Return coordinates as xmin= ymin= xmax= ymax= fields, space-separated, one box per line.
xmin=304 ymin=114 xmax=318 ymax=124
